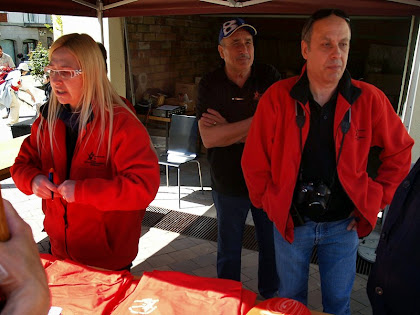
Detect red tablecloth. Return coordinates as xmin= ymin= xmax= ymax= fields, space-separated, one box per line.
xmin=41 ymin=254 xmax=256 ymax=315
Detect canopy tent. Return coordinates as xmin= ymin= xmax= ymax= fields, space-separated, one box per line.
xmin=2 ymin=0 xmax=420 ymax=17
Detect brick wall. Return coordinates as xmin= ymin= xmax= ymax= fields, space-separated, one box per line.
xmin=0 ymin=13 xmax=7 ymax=23
xmin=126 ymin=15 xmax=222 ymax=102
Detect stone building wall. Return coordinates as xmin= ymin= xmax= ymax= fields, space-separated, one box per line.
xmin=126 ymin=15 xmax=222 ymax=101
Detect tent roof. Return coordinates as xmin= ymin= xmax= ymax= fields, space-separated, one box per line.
xmin=2 ymin=0 xmax=420 ymax=17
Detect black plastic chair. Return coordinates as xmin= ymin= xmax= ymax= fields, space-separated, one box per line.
xmin=158 ymin=114 xmax=203 ymax=207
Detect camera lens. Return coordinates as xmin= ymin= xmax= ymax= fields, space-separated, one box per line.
xmin=316 ymin=184 xmax=330 ymax=196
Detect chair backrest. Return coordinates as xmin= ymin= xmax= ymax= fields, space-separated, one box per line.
xmin=167 ymin=114 xmax=198 ymax=157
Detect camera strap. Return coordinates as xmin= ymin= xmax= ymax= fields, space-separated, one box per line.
xmin=295 ymin=101 xmax=351 ymax=182
xmin=295 ymin=102 xmax=306 ymax=182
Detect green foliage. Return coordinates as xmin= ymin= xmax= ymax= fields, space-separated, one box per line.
xmin=44 ymin=23 xmax=53 ymax=34
xmin=29 ymin=42 xmax=49 ymax=82
xmin=45 ymin=14 xmax=62 ymax=34
xmin=54 ymin=16 xmax=63 ymax=35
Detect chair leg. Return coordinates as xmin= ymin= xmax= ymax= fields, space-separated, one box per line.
xmin=166 ymin=165 xmax=169 ymax=187
xmin=196 ymin=161 xmax=204 ymax=194
xmin=178 ymin=167 xmax=181 ymax=208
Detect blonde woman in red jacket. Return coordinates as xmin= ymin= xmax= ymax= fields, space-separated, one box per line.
xmin=11 ymin=33 xmax=160 ymax=271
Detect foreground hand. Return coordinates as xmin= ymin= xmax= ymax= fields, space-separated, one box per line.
xmin=57 ymin=180 xmax=76 ymax=203
xmin=0 ymin=199 xmax=50 ymax=315
xmin=31 ymin=175 xmax=57 ymax=200
xmin=201 ymin=108 xmax=228 ymax=127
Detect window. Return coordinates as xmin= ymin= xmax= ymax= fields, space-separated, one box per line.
xmin=23 ymin=39 xmax=37 ymax=59
xmin=25 ymin=13 xmax=36 ymax=23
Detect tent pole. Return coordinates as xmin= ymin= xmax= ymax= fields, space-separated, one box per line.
xmin=98 ymin=10 xmax=104 ymax=43
xmin=124 ymin=17 xmax=136 ymax=106
xmin=97 ymin=0 xmax=104 ymax=43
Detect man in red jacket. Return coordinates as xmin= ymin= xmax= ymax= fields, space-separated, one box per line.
xmin=241 ymin=9 xmax=413 ymax=315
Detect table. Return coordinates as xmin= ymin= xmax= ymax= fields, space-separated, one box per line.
xmin=42 ymin=254 xmax=331 ymax=315
xmin=0 ymin=135 xmax=28 ymax=180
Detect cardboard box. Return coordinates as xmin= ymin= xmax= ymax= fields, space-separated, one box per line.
xmin=165 ymin=97 xmax=183 ymax=106
xmin=185 ymin=100 xmax=196 ymax=113
xmin=175 ymin=83 xmax=197 ymax=103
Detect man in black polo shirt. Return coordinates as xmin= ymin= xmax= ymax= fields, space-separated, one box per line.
xmin=196 ymin=18 xmax=280 ymax=299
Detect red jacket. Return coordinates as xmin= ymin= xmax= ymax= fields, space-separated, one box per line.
xmin=242 ymin=67 xmax=413 ymax=243
xmin=11 ymin=106 xmax=160 ymax=270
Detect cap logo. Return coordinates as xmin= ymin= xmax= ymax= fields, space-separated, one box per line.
xmin=223 ymin=20 xmax=239 ymax=36
xmin=218 ymin=18 xmax=256 ymax=43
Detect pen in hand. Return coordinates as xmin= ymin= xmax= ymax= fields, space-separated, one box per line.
xmin=49 ymin=168 xmax=54 ymax=200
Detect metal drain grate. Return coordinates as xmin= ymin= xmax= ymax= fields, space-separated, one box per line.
xmin=144 ymin=206 xmax=372 ymax=275
xmin=143 ymin=205 xmax=172 ymax=227
xmin=146 ymin=206 xmax=258 ymax=251
xmin=147 ymin=205 xmax=172 ymax=215
xmin=310 ymin=247 xmax=372 ymax=276
xmin=154 ymin=211 xmax=201 ymax=234
xmin=182 ymin=216 xmax=218 ymax=242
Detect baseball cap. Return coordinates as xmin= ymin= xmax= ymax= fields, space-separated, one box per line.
xmin=17 ymin=62 xmax=29 ymax=72
xmin=218 ymin=18 xmax=257 ymax=43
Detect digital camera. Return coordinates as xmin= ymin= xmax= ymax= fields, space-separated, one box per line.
xmin=294 ymin=181 xmax=332 ymax=216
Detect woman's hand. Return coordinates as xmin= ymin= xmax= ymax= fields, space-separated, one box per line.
xmin=31 ymin=175 xmax=57 ymax=200
xmin=57 ymin=180 xmax=76 ymax=203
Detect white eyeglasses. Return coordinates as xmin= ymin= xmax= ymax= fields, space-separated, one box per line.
xmin=44 ymin=67 xmax=82 ymax=80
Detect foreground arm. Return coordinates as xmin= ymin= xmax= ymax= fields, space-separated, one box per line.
xmin=0 ymin=199 xmax=50 ymax=315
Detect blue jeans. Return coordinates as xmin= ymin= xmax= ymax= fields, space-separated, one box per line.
xmin=212 ymin=190 xmax=278 ymax=298
xmin=274 ymin=217 xmax=358 ymax=315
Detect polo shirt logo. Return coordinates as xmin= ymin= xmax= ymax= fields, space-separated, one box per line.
xmin=128 ymin=298 xmax=159 ymax=314
xmin=254 ymin=91 xmax=262 ymax=101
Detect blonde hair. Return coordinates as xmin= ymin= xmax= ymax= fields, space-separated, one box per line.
xmin=41 ymin=33 xmax=130 ymax=160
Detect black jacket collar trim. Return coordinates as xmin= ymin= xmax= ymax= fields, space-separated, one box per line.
xmin=290 ymin=66 xmax=361 ymax=106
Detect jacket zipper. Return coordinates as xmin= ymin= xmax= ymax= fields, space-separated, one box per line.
xmin=63 ymin=129 xmax=82 ymax=259
xmin=63 ymin=207 xmax=69 ymax=256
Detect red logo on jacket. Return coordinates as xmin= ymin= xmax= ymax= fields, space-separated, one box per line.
xmin=86 ymin=152 xmax=105 ymax=167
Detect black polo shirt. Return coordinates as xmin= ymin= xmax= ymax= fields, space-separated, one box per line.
xmin=294 ymin=73 xmax=354 ymax=222
xmin=196 ymin=63 xmax=281 ymax=196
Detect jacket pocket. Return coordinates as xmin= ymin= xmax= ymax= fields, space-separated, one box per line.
xmin=65 ymin=205 xmax=113 ymax=263
xmin=262 ymin=181 xmax=289 ymax=234
xmin=43 ymin=200 xmax=67 ymax=258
